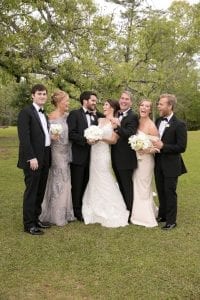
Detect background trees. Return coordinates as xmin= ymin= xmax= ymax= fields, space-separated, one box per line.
xmin=0 ymin=0 xmax=199 ymax=128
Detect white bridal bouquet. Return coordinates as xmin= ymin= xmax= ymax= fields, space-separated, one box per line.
xmin=128 ymin=133 xmax=152 ymax=151
xmin=128 ymin=132 xmax=152 ymax=159
xmin=84 ymin=125 xmax=103 ymax=141
xmin=50 ymin=123 xmax=63 ymax=135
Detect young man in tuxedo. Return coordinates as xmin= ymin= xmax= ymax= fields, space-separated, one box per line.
xmin=17 ymin=84 xmax=51 ymax=235
xmin=111 ymin=91 xmax=139 ymax=220
xmin=67 ymin=91 xmax=103 ymax=221
xmin=152 ymin=94 xmax=187 ymax=230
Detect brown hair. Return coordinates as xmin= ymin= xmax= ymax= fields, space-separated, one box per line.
xmin=80 ymin=91 xmax=98 ymax=105
xmin=51 ymin=90 xmax=68 ymax=107
xmin=105 ymin=99 xmax=120 ymax=117
xmin=31 ymin=84 xmax=47 ymax=94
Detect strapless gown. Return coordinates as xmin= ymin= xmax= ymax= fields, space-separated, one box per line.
xmin=130 ymin=131 xmax=158 ymax=227
xmin=82 ymin=123 xmax=129 ymax=228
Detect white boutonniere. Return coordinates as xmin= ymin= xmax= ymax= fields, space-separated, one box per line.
xmin=165 ymin=123 xmax=170 ymax=128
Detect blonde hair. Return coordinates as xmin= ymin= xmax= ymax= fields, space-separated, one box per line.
xmin=51 ymin=90 xmax=68 ymax=107
xmin=159 ymin=94 xmax=177 ymax=110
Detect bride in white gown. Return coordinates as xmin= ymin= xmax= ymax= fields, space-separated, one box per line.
xmin=82 ymin=100 xmax=129 ymax=228
xmin=130 ymin=99 xmax=159 ymax=228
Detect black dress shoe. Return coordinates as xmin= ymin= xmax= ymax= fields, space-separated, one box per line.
xmin=128 ymin=215 xmax=131 ymax=224
xmin=37 ymin=220 xmax=51 ymax=228
xmin=157 ymin=217 xmax=166 ymax=223
xmin=76 ymin=216 xmax=84 ymax=222
xmin=161 ymin=223 xmax=177 ymax=230
xmin=24 ymin=226 xmax=44 ymax=235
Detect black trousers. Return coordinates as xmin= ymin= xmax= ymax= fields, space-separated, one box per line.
xmin=23 ymin=147 xmax=50 ymax=229
xmin=112 ymin=167 xmax=133 ymax=214
xmin=70 ymin=162 xmax=89 ymax=219
xmin=155 ymin=164 xmax=178 ymax=224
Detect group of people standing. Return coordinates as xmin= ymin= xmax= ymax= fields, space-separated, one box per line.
xmin=17 ymin=84 xmax=187 ymax=235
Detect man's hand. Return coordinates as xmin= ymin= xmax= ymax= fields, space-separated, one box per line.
xmin=29 ymin=158 xmax=39 ymax=170
xmin=110 ymin=117 xmax=120 ymax=128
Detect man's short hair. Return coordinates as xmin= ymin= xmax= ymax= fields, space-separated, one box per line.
xmin=31 ymin=84 xmax=47 ymax=95
xmin=160 ymin=93 xmax=177 ymax=110
xmin=80 ymin=91 xmax=97 ymax=105
xmin=121 ymin=90 xmax=133 ymax=101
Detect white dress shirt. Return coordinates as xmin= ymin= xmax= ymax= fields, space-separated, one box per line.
xmin=33 ymin=103 xmax=50 ymax=146
xmin=159 ymin=113 xmax=173 ymax=138
xmin=83 ymin=107 xmax=93 ymax=126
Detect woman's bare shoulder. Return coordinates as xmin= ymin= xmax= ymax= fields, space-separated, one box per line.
xmin=148 ymin=120 xmax=159 ymax=136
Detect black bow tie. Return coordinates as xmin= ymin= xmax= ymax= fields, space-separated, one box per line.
xmin=161 ymin=117 xmax=168 ymax=122
xmin=85 ymin=111 xmax=94 ymax=116
xmin=118 ymin=112 xmax=124 ymax=117
xmin=39 ymin=108 xmax=45 ymax=114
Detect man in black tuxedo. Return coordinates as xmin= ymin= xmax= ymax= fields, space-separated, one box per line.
xmin=153 ymin=94 xmax=187 ymax=230
xmin=67 ymin=91 xmax=103 ymax=221
xmin=111 ymin=91 xmax=139 ymax=219
xmin=17 ymin=84 xmax=51 ymax=235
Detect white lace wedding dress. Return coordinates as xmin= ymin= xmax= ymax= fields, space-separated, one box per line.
xmin=130 ymin=131 xmax=158 ymax=228
xmin=82 ymin=123 xmax=129 ymax=228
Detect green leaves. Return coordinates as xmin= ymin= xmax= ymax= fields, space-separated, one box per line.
xmin=0 ymin=0 xmax=199 ymax=128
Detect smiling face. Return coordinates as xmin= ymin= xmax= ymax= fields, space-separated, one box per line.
xmin=139 ymin=100 xmax=152 ymax=118
xmin=32 ymin=90 xmax=48 ymax=107
xmin=103 ymin=101 xmax=114 ymax=117
xmin=85 ymin=94 xmax=97 ymax=112
xmin=119 ymin=92 xmax=132 ymax=112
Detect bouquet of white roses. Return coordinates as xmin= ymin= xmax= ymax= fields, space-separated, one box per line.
xmin=84 ymin=125 xmax=103 ymax=141
xmin=50 ymin=123 xmax=63 ymax=135
xmin=128 ymin=132 xmax=152 ymax=159
xmin=128 ymin=133 xmax=152 ymax=151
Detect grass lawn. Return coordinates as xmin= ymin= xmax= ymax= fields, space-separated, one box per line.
xmin=0 ymin=127 xmax=200 ymax=299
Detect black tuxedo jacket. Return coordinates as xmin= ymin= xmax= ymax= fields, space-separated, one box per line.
xmin=67 ymin=107 xmax=103 ymax=165
xmin=155 ymin=115 xmax=187 ymax=177
xmin=111 ymin=109 xmax=139 ymax=170
xmin=17 ymin=104 xmax=49 ymax=169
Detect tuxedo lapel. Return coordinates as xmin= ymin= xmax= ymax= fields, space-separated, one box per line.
xmin=80 ymin=108 xmax=89 ymax=128
xmin=31 ymin=105 xmax=46 ymax=134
